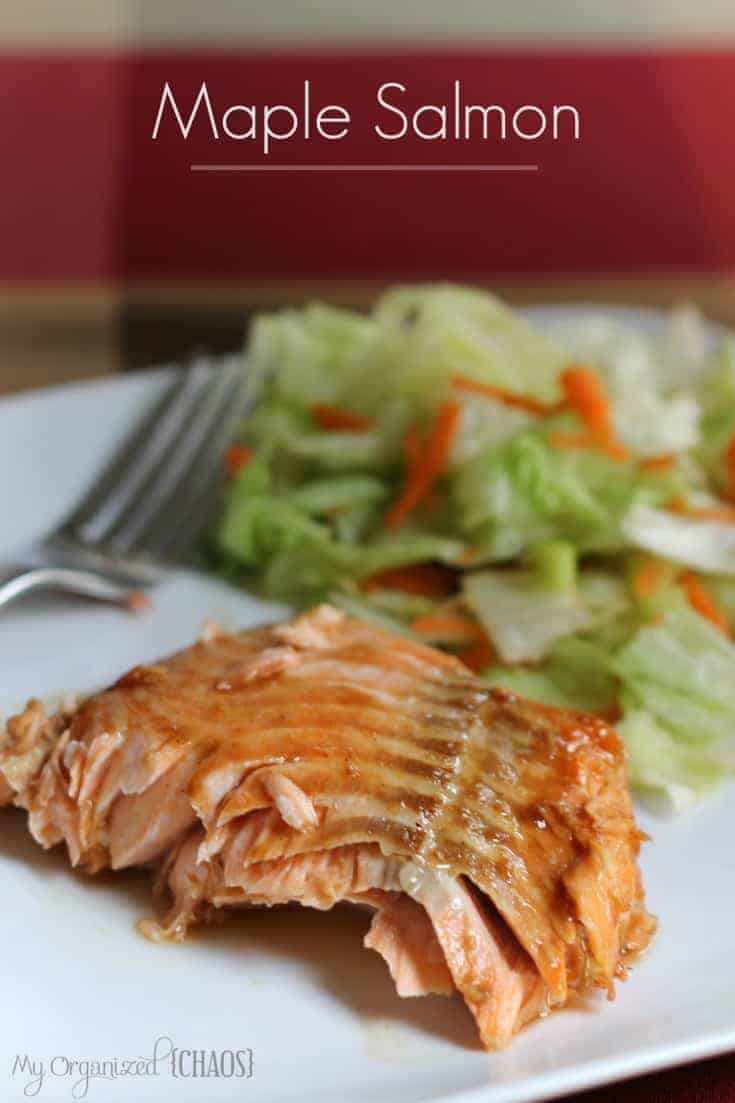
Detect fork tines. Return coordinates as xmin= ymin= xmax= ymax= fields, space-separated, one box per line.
xmin=59 ymin=356 xmax=251 ymax=566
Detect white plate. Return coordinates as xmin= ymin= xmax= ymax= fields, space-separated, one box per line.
xmin=1 ymin=309 xmax=733 ymax=1103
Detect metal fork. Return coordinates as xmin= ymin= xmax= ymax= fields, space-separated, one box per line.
xmin=0 ymin=355 xmax=254 ymax=611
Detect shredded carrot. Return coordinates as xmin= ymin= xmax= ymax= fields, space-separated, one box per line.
xmin=397 ymin=425 xmax=439 ymax=509
xmin=451 ymin=375 xmax=560 ymax=416
xmin=125 ymin=590 xmax=153 ymax=614
xmin=556 ymin=366 xmax=629 ymax=461
xmin=690 ymin=505 xmax=735 ymax=522
xmin=725 ymin=435 xmax=735 ymax=502
xmin=384 ymin=401 xmax=461 ymax=530
xmin=559 ymin=366 xmax=610 ymax=432
xmin=455 ymin=546 xmax=480 ymax=566
xmin=679 ymin=571 xmax=731 ymax=636
xmin=460 ymin=633 xmax=496 ymax=673
xmin=224 ymin=444 xmax=253 ymax=475
xmin=664 ymin=495 xmax=688 ymax=514
xmin=639 ymin=454 xmax=676 ymax=473
xmin=631 ymin=557 xmax=665 ymax=601
xmin=410 ymin=609 xmax=481 ymax=643
xmin=402 ymin=427 xmax=446 ymax=512
xmin=312 ymin=403 xmax=373 ymax=431
xmin=548 ymin=430 xmax=628 ymax=462
xmin=360 ymin=564 xmax=457 ymax=597
xmin=665 ymin=496 xmax=735 ymax=522
xmin=601 ymin=438 xmax=630 ymax=463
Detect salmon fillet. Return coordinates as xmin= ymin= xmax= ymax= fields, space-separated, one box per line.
xmin=0 ymin=605 xmax=655 ymax=1048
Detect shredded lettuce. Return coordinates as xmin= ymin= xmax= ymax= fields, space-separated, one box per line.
xmin=613 ymin=606 xmax=735 ymax=744
xmin=461 ymin=567 xmax=625 ymax=663
xmin=543 ymin=634 xmax=620 ymax=713
xmin=538 ymin=307 xmax=707 ymax=457
xmin=620 ymin=710 xmax=732 ymax=812
xmin=539 ymin=303 xmax=714 ymax=393
xmin=215 ymin=453 xmax=466 ymax=604
xmin=258 ymin=534 xmax=463 ymax=607
xmin=356 ymin=285 xmax=566 ymax=413
xmin=351 ymin=587 xmax=437 ymax=621
xmin=482 ymin=605 xmax=735 ymax=804
xmin=248 ymin=302 xmax=372 ymax=407
xmin=452 ymin=431 xmax=676 ymax=559
xmin=209 ymin=286 xmax=735 ymax=810
xmin=621 ymin=504 xmax=735 ymax=576
xmin=287 ymin=476 xmax=388 ymax=515
xmin=484 ymin=632 xmax=619 ymax=715
xmin=613 ymin=388 xmax=700 ymax=459
xmin=281 ymin=429 xmax=392 ymax=471
xmin=449 ymin=393 xmax=533 ymax=468
xmin=327 ymin=590 xmax=418 ymax=636
xmin=482 ymin=667 xmax=581 ymax=709
xmin=526 ymin=540 xmax=577 ymax=591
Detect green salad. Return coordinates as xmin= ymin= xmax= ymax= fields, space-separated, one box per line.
xmin=211 ymin=284 xmax=735 ymax=810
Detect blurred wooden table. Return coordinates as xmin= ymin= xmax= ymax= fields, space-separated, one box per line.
xmin=0 ymin=290 xmax=121 ymax=394
xmin=2 ymin=276 xmax=735 ymax=395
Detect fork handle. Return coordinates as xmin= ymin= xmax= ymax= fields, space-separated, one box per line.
xmin=0 ymin=566 xmax=146 ymax=612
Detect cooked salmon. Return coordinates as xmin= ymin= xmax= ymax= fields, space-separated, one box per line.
xmin=0 ymin=605 xmax=655 ymax=1048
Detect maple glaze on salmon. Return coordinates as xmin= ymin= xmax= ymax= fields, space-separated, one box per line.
xmin=0 ymin=605 xmax=655 ymax=1048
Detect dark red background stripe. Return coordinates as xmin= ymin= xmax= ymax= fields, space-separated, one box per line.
xmin=1 ymin=49 xmax=734 ymax=281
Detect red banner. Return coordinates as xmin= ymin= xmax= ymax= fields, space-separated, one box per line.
xmin=1 ymin=49 xmax=734 ymax=281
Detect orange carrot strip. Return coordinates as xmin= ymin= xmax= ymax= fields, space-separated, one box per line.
xmin=384 ymin=401 xmax=461 ymax=530
xmin=679 ymin=571 xmax=731 ymax=636
xmin=639 ymin=454 xmax=676 ymax=472
xmin=360 ymin=564 xmax=457 ymax=597
xmin=125 ymin=590 xmax=153 ymax=614
xmin=631 ymin=557 xmax=665 ymax=601
xmin=401 ymin=426 xmax=437 ymax=508
xmin=601 ymin=439 xmax=632 ymax=462
xmin=455 ymin=546 xmax=480 ymax=566
xmin=410 ymin=609 xmax=481 ymax=643
xmin=548 ymin=430 xmax=628 ymax=462
xmin=557 ymin=366 xmax=629 ymax=461
xmin=312 ymin=404 xmax=373 ymax=431
xmin=690 ymin=505 xmax=735 ymax=522
xmin=665 ymin=496 xmax=735 ymax=522
xmin=559 ymin=366 xmax=611 ymax=432
xmin=665 ymin=495 xmax=688 ymax=514
xmin=224 ymin=444 xmax=253 ymax=475
xmin=452 ymin=375 xmax=560 ymax=416
xmin=460 ymin=633 xmax=496 ymax=673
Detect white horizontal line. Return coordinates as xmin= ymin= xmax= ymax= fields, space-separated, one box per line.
xmin=190 ymin=163 xmax=539 ymax=173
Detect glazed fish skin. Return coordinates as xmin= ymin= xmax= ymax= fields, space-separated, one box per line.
xmin=0 ymin=605 xmax=655 ymax=1048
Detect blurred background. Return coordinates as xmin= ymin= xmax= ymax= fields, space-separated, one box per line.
xmin=1 ymin=0 xmax=734 ymax=393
